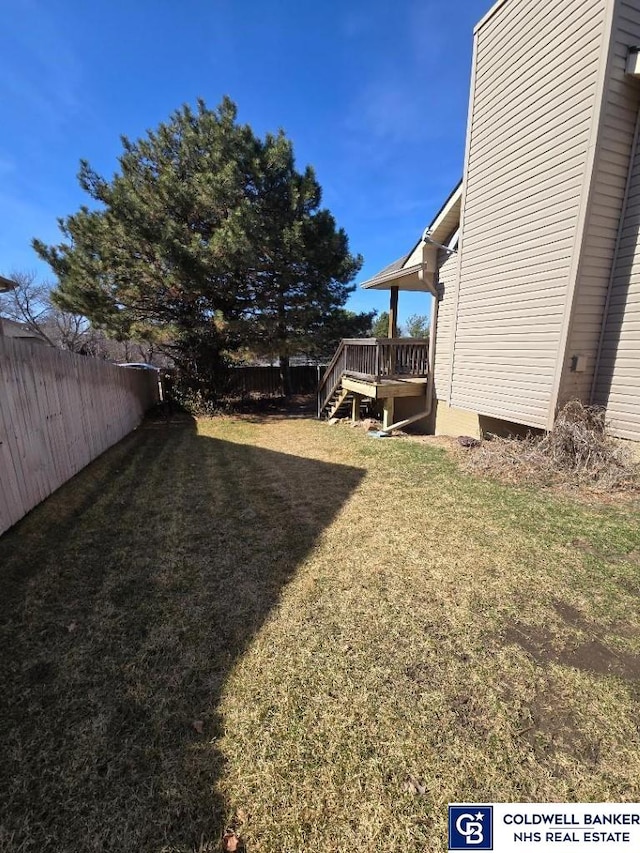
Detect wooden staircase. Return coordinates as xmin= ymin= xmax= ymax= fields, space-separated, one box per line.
xmin=324 ymin=385 xmax=370 ymax=420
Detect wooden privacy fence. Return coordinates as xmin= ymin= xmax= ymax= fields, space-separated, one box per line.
xmin=0 ymin=338 xmax=160 ymax=535
xmin=225 ymin=364 xmax=324 ymax=397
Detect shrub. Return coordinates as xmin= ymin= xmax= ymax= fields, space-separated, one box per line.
xmin=461 ymin=400 xmax=639 ymax=491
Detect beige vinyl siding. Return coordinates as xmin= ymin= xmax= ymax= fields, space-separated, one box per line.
xmin=560 ymin=0 xmax=640 ymax=408
xmin=594 ymin=100 xmax=640 ymax=438
xmin=450 ymin=0 xmax=607 ymax=429
xmin=434 ymin=248 xmax=459 ymax=401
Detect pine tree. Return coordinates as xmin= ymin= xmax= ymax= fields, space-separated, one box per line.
xmin=405 ymin=313 xmax=430 ymax=338
xmin=34 ymin=98 xmax=364 ymax=394
xmin=233 ymin=132 xmax=364 ymax=389
xmin=371 ymin=311 xmax=397 ymax=338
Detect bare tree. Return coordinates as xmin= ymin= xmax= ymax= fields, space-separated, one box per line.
xmin=0 ymin=271 xmax=91 ymax=351
xmin=0 ymin=270 xmax=174 ymax=366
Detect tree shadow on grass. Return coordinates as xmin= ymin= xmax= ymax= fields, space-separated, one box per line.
xmin=0 ymin=416 xmax=365 ymax=852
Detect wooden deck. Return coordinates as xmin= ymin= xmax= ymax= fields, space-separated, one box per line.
xmin=341 ymin=375 xmax=428 ymax=399
xmin=318 ymin=338 xmax=430 ymax=421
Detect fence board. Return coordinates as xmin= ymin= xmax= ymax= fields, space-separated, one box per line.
xmin=0 ymin=338 xmax=159 ymax=535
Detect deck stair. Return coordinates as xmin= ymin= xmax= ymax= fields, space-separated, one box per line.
xmin=325 ymin=387 xmax=369 ymax=420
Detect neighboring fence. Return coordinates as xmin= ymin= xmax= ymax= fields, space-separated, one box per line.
xmin=225 ymin=365 xmax=324 ymax=397
xmin=0 ymin=337 xmax=160 ymax=535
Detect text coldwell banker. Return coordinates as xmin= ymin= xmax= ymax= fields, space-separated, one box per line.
xmin=504 ymin=815 xmax=640 ymax=826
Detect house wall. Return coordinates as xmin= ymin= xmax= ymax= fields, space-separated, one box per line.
xmin=434 ymin=402 xmax=542 ymax=439
xmin=0 ymin=318 xmax=48 ymax=343
xmin=434 ymin=247 xmax=459 ymax=402
xmin=593 ymin=15 xmax=640 ymax=439
xmin=559 ymin=0 xmax=640 ymax=420
xmin=434 ymin=403 xmax=481 ymax=439
xmin=594 ymin=146 xmax=640 ymax=440
xmin=449 ymin=0 xmax=609 ymax=429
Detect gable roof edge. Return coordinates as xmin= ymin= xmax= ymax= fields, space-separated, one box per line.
xmin=425 ymin=181 xmax=463 ymax=244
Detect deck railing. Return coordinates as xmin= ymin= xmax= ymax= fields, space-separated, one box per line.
xmin=318 ymin=338 xmax=429 ymax=416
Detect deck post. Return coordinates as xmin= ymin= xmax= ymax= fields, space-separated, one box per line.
xmin=388 ymin=287 xmax=399 ymax=376
xmin=351 ymin=393 xmax=362 ymax=423
xmin=382 ymin=397 xmax=395 ymax=430
xmin=388 ymin=287 xmax=399 ymax=337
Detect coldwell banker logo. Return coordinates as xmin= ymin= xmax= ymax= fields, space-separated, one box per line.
xmin=449 ymin=806 xmax=494 ymax=850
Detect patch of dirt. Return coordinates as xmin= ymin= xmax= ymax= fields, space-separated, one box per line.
xmin=504 ymin=622 xmax=640 ymax=681
xmin=552 ymin=599 xmax=594 ymax=633
xmin=618 ymin=578 xmax=640 ymax=597
xmin=404 ymin=662 xmax=432 ymax=683
xmin=563 ymin=640 xmax=640 ymax=679
xmin=449 ymin=693 xmax=493 ymax=737
xmin=568 ymin=538 xmax=605 ymax=559
xmin=504 ymin=624 xmax=557 ymax=662
xmin=551 ymin=599 xmax=640 ymax=643
xmin=522 ymin=686 xmax=601 ymax=768
xmin=611 ymin=621 xmax=640 ymax=639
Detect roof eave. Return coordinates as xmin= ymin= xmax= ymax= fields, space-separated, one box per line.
xmin=361 ymin=263 xmax=423 ymax=289
xmin=361 ymin=263 xmax=436 ymax=295
xmin=425 ymin=182 xmax=463 ymax=244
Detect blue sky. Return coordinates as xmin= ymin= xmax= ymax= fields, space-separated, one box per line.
xmin=1 ymin=0 xmax=491 ymax=326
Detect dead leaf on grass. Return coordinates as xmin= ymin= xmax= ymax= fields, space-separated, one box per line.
xmin=458 ymin=435 xmax=480 ymax=448
xmin=222 ymin=829 xmax=244 ymax=851
xmin=192 ymin=719 xmax=205 ymax=734
xmin=403 ymin=774 xmax=427 ymax=795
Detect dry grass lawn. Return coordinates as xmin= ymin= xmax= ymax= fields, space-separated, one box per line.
xmin=1 ymin=411 xmax=639 ymax=853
